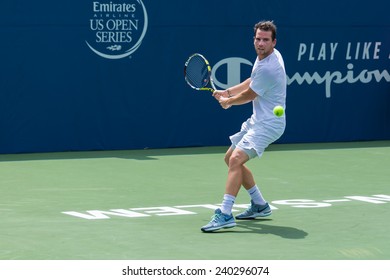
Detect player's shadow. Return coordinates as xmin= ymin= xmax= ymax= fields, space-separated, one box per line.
xmin=223 ymin=220 xmax=308 ymax=239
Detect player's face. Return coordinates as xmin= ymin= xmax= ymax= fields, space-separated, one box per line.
xmin=254 ymin=29 xmax=276 ymax=59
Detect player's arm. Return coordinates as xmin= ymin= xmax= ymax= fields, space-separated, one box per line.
xmin=225 ymin=78 xmax=251 ymax=97
xmin=219 ymin=87 xmax=257 ymax=109
xmin=212 ymin=78 xmax=251 ymax=100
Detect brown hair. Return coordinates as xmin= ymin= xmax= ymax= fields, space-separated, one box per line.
xmin=254 ymin=21 xmax=277 ymax=41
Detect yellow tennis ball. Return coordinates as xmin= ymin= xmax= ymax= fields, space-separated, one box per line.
xmin=273 ymin=105 xmax=284 ymax=117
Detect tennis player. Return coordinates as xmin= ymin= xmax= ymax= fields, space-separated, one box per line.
xmin=201 ymin=21 xmax=287 ymax=232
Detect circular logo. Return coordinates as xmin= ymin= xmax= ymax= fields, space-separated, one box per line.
xmin=86 ymin=0 xmax=148 ymax=59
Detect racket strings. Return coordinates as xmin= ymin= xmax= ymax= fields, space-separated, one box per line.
xmin=185 ymin=56 xmax=210 ymax=88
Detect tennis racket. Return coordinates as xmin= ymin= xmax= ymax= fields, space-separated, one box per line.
xmin=184 ymin=53 xmax=216 ymax=93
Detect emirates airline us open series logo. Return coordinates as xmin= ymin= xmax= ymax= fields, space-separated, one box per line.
xmin=86 ymin=0 xmax=148 ymax=59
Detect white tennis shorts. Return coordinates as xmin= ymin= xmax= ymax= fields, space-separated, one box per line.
xmin=230 ymin=118 xmax=286 ymax=159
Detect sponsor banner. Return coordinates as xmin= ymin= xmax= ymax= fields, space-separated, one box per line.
xmin=0 ymin=0 xmax=389 ymax=153
xmin=86 ymin=0 xmax=148 ymax=59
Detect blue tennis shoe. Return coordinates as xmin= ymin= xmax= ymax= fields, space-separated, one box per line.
xmin=236 ymin=201 xmax=272 ymax=219
xmin=201 ymin=209 xmax=236 ymax=232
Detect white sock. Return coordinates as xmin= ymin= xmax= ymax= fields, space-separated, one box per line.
xmin=220 ymin=194 xmax=235 ymax=215
xmin=247 ymin=185 xmax=266 ymax=205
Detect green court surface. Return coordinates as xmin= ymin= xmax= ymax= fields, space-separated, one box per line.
xmin=1 ymin=141 xmax=389 ymax=260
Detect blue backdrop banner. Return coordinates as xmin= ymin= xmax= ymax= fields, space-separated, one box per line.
xmin=1 ymin=0 xmax=389 ymax=153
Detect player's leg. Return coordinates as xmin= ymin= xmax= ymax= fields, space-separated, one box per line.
xmin=201 ymin=148 xmax=248 ymax=232
xmin=241 ymin=165 xmax=256 ymax=190
xmin=234 ymin=155 xmax=272 ymax=219
xmin=222 ymin=146 xmax=264 ymax=214
xmin=223 ymin=146 xmax=234 ymax=166
xmin=235 ymin=132 xmax=276 ymax=219
xmin=224 ymin=146 xmax=256 ymax=190
xmin=228 ymin=148 xmax=267 ymax=208
xmin=225 ymin=148 xmax=250 ymax=197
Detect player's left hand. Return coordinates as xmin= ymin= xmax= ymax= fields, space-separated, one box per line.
xmin=218 ymin=97 xmax=231 ymax=109
xmin=212 ymin=90 xmax=229 ymax=100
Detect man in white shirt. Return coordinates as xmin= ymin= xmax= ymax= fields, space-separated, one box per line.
xmin=201 ymin=21 xmax=287 ymax=232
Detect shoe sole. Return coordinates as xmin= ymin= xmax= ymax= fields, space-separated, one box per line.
xmin=236 ymin=210 xmax=272 ymax=220
xmin=201 ymin=222 xmax=237 ymax=232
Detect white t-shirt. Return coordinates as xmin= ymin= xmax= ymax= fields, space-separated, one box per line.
xmin=249 ymin=48 xmax=286 ymax=124
xmin=230 ymin=49 xmax=287 ymax=157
